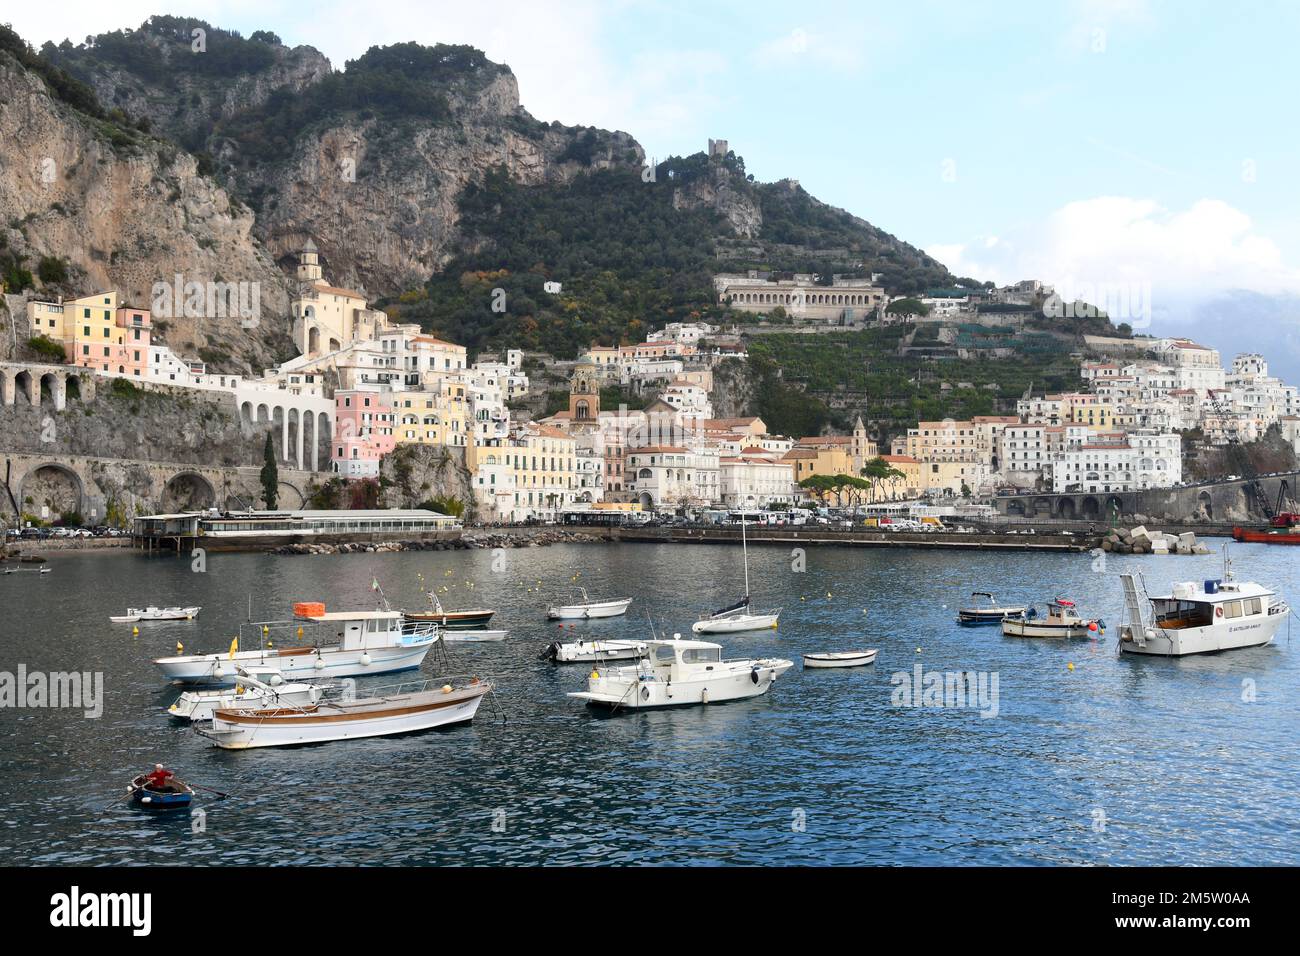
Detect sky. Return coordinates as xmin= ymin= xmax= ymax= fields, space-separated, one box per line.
xmin=9 ymin=0 xmax=1300 ymax=339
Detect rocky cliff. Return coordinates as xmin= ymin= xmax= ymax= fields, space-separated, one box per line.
xmin=0 ymin=48 xmax=293 ymax=372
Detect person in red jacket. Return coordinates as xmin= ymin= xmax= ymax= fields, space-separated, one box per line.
xmin=144 ymin=764 xmax=174 ymax=789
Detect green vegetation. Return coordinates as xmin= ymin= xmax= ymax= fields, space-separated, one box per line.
xmin=419 ymin=495 xmax=465 ymax=518
xmin=36 ymin=255 xmax=68 ymax=284
xmin=26 ymin=335 xmax=65 ymax=362
xmin=748 ymin=327 xmax=1080 ymax=438
xmin=108 ymin=377 xmax=142 ymax=399
xmin=260 ymin=433 xmax=278 ymax=509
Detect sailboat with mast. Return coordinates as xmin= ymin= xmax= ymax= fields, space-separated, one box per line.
xmin=692 ymin=516 xmax=781 ymax=634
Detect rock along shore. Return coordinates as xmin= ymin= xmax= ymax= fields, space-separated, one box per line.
xmin=270 ymin=528 xmax=608 ymax=556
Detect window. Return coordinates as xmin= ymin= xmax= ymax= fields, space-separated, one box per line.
xmin=1223 ymin=600 xmax=1243 ymax=619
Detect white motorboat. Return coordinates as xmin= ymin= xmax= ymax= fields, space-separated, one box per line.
xmin=546 ymin=587 xmax=633 ymax=619
xmin=1001 ymin=599 xmax=1100 ymax=639
xmin=803 ymin=649 xmax=878 ymax=669
xmin=152 ymin=603 xmax=439 ymax=685
xmin=957 ymin=592 xmax=1026 ymax=626
xmin=693 ymin=516 xmax=781 ymax=634
xmin=111 ymin=605 xmax=201 ymax=623
xmin=543 ymin=638 xmax=648 ymax=663
xmin=1118 ymin=549 xmax=1289 ymax=656
xmin=168 ymin=669 xmax=330 ymax=722
xmin=443 ymin=629 xmax=509 ymax=643
xmin=568 ymin=636 xmax=793 ymax=709
xmin=196 ymin=677 xmax=492 ymax=749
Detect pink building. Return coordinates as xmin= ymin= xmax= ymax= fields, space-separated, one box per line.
xmin=332 ymin=389 xmax=395 ymax=477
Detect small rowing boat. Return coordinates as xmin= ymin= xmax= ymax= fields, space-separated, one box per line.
xmin=803 ymin=649 xmax=878 ymax=669
xmin=128 ymin=772 xmax=195 ymax=810
xmin=111 ymin=605 xmax=201 ymax=623
xmin=546 ymin=587 xmax=632 ymax=620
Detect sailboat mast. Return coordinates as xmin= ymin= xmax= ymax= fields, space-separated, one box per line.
xmin=742 ymin=515 xmax=750 ymax=598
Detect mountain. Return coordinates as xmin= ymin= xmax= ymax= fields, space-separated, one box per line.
xmin=10 ymin=15 xmax=955 ymax=362
xmin=0 ymin=24 xmax=292 ymax=371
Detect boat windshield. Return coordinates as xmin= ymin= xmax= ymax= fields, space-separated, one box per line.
xmin=681 ymin=648 xmax=721 ymax=664
xmin=1152 ymin=599 xmax=1214 ymax=629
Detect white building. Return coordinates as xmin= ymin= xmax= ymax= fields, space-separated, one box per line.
xmin=1049 ymin=431 xmax=1181 ymax=493
xmin=719 ymin=454 xmax=795 ymax=508
xmin=626 ymin=446 xmax=721 ymax=510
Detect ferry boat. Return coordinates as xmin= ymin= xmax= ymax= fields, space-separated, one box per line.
xmin=152 ymin=603 xmax=439 ymax=685
xmin=1001 ymin=599 xmax=1102 ymax=639
xmin=196 ymin=678 xmax=492 ymax=749
xmin=167 ymin=669 xmax=329 ymax=722
xmin=957 ymin=592 xmax=1027 ymax=626
xmin=543 ymin=638 xmax=648 ymax=663
xmin=567 ymin=636 xmax=793 ymax=709
xmin=111 ymin=606 xmax=201 ymax=623
xmin=1118 ymin=551 xmax=1289 ymax=656
xmin=546 ymin=587 xmax=633 ymax=620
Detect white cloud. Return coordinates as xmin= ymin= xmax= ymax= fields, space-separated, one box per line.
xmin=926 ymin=197 xmax=1300 ymax=309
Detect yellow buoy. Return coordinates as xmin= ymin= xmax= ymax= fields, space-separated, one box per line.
xmin=826 ymin=592 xmax=832 ymax=598
xmin=297 ymin=626 xmax=303 ymax=637
xmin=132 ymin=626 xmax=139 ymax=636
xmin=1068 ymin=662 xmax=1075 ymax=671
xmin=175 ymin=642 xmax=184 ymax=654
xmin=441 ymin=684 xmax=453 ymax=693
xmin=590 ymin=670 xmax=599 ymax=679
xmin=262 ymin=625 xmax=269 ymax=635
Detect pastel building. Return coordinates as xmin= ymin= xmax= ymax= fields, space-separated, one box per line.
xmin=332 ymin=389 xmax=395 ymax=478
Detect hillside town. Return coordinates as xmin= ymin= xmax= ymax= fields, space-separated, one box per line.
xmin=17 ymin=241 xmax=1300 ymax=524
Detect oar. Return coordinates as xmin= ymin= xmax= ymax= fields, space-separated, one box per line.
xmin=188 ymin=782 xmax=230 ymax=800
xmin=98 ymin=788 xmax=134 ymax=813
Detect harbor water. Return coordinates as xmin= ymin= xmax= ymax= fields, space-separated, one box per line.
xmin=1 ymin=541 xmax=1297 ymax=865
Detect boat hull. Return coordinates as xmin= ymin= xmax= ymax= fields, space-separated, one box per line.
xmin=403 ymin=609 xmax=495 ymax=629
xmin=443 ymin=629 xmax=509 ymax=643
xmin=129 ymin=777 xmax=194 ymax=810
xmin=569 ymin=659 xmax=793 ymax=709
xmin=691 ymin=611 xmax=780 ymax=634
xmin=153 ymin=641 xmax=434 ymax=686
xmin=199 ymin=684 xmax=490 ymax=749
xmin=958 ymin=608 xmax=1024 ymax=626
xmin=549 ymin=640 xmax=647 ymax=663
xmin=1001 ymin=619 xmax=1094 ymax=639
xmin=1120 ymin=609 xmax=1286 ymax=656
xmin=547 ymin=598 xmax=633 ymax=620
xmin=168 ymin=683 xmax=323 ymax=722
xmin=1232 ymin=527 xmax=1300 ymax=544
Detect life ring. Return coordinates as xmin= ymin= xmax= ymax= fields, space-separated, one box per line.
xmin=1215 ymin=606 xmax=1223 ymax=618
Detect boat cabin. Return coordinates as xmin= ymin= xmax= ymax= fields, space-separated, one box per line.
xmin=292 ymin=608 xmax=413 ymax=649
xmin=1151 ymin=580 xmax=1271 ymax=630
xmin=644 ymin=638 xmax=724 ymax=679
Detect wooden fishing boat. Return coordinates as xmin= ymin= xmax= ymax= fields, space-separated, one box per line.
xmin=196 ymin=678 xmax=493 ymax=749
xmin=128 ymin=774 xmax=195 ymax=810
xmin=403 ymin=585 xmax=495 ymax=629
xmin=1001 ymin=599 xmax=1101 ymax=639
xmin=803 ymin=649 xmax=878 ymax=669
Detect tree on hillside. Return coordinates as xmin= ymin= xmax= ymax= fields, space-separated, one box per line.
xmin=260 ymin=433 xmax=278 ymax=509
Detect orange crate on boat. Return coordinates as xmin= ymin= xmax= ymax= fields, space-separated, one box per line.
xmin=293 ymin=602 xmax=326 ymax=618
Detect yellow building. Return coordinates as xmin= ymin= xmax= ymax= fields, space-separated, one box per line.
xmin=394 ymin=380 xmax=470 ymax=448
xmin=29 ymin=291 xmax=151 ymax=377
xmin=782 ymin=442 xmax=856 ymax=485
